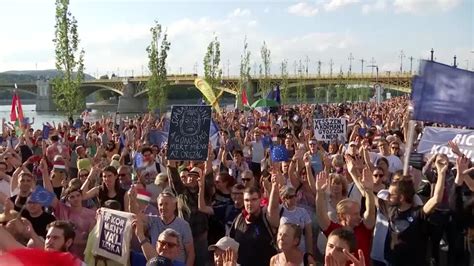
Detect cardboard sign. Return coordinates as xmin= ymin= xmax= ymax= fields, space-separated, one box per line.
xmin=417 ymin=126 xmax=474 ymax=162
xmin=93 ymin=208 xmax=134 ymax=264
xmin=167 ymin=105 xmax=212 ymax=161
xmin=314 ymin=118 xmax=347 ymax=142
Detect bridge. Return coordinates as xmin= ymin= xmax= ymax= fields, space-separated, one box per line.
xmin=0 ymin=73 xmax=412 ymax=112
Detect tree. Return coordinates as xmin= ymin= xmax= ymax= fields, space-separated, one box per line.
xmin=146 ymin=21 xmax=170 ymax=112
xmin=203 ymin=35 xmax=222 ymax=94
xmin=296 ymin=60 xmax=307 ymax=103
xmin=52 ymin=0 xmax=85 ymax=117
xmin=238 ymin=36 xmax=251 ymax=107
xmin=280 ymin=60 xmax=289 ymax=104
xmin=258 ymin=41 xmax=271 ymax=96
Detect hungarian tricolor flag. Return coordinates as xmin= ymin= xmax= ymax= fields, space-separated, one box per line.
xmin=10 ymin=89 xmax=25 ymax=136
xmin=242 ymin=88 xmax=249 ymax=107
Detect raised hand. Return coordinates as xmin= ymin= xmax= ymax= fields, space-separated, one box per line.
xmin=222 ymin=248 xmax=237 ymax=266
xmin=315 ymin=171 xmax=329 ymax=191
xmin=303 ymin=153 xmax=311 ymax=168
xmin=456 ymin=156 xmax=470 ymax=175
xmin=361 ymin=167 xmax=374 ymax=191
xmin=344 ymin=249 xmax=366 ymax=266
xmin=435 ymin=154 xmax=449 ymax=174
xmin=448 ymin=141 xmax=462 ymax=157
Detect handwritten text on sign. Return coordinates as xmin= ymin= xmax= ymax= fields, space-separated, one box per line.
xmin=99 ymin=212 xmax=126 ymax=256
xmin=167 ymin=105 xmax=212 ymax=161
xmin=314 ymin=118 xmax=347 ymax=142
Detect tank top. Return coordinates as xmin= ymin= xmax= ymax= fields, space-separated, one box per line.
xmin=97 ymin=186 xmax=126 ymax=211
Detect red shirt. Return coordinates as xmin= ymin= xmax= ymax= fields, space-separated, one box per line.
xmin=323 ymin=221 xmax=373 ymax=266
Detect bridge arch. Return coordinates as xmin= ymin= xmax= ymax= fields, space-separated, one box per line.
xmin=0 ymin=87 xmax=38 ymax=97
xmin=79 ymin=84 xmax=124 ymax=97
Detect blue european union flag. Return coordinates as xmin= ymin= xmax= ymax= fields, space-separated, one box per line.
xmin=262 ymin=135 xmax=273 ymax=149
xmin=209 ymin=119 xmax=220 ymax=149
xmin=30 ymin=186 xmax=56 ymax=207
xmin=271 ymin=145 xmax=289 ymax=162
xmin=412 ymin=60 xmax=474 ymax=127
xmin=149 ymin=130 xmax=168 ymax=147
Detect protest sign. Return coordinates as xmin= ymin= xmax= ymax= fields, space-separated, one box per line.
xmin=167 ymin=105 xmax=212 ymax=161
xmin=412 ymin=60 xmax=474 ymax=127
xmin=93 ymin=208 xmax=134 ymax=264
xmin=417 ymin=126 xmax=474 ymax=162
xmin=314 ymin=118 xmax=347 ymax=142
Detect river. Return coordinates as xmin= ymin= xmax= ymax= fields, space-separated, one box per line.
xmin=0 ymin=104 xmax=120 ymax=130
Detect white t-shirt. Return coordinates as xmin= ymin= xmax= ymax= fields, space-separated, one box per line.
xmin=370 ymin=152 xmax=403 ymax=173
xmin=251 ymin=141 xmax=265 ymax=163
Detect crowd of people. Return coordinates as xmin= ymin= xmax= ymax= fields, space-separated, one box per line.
xmin=0 ymin=94 xmax=472 ymax=266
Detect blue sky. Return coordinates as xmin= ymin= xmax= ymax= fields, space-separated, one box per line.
xmin=1 ymin=0 xmax=472 ymax=77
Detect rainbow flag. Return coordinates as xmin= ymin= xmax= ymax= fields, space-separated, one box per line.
xmin=10 ymin=89 xmax=24 ymax=136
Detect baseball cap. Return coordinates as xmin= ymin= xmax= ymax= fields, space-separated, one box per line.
xmin=208 ymin=236 xmax=239 ymax=253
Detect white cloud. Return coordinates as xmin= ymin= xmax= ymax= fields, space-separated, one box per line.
xmin=324 ymin=0 xmax=360 ymax=11
xmin=362 ymin=0 xmax=388 ymax=14
xmin=393 ymin=0 xmax=462 ymax=14
xmin=288 ymin=2 xmax=319 ymax=17
xmin=229 ymin=8 xmax=251 ymax=17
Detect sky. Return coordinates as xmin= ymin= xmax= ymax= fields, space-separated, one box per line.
xmin=0 ymin=0 xmax=473 ymax=77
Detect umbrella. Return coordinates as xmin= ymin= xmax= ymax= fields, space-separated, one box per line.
xmin=251 ymin=98 xmax=280 ymax=108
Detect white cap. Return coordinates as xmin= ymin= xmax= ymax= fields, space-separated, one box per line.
xmin=208 ymin=236 xmax=239 ymax=253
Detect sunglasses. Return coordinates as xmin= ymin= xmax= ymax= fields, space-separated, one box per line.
xmin=118 ymin=173 xmax=127 ymax=177
xmin=373 ymin=174 xmax=384 ymax=177
xmin=79 ymin=173 xmax=89 ymax=177
xmin=391 ymin=146 xmax=399 ymax=149
xmin=241 ymin=178 xmax=251 ymax=182
xmin=285 ymin=195 xmax=296 ymax=199
xmin=158 ymin=240 xmax=178 ymax=248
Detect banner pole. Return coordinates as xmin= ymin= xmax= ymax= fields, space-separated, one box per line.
xmin=403 ymin=105 xmax=415 ymax=176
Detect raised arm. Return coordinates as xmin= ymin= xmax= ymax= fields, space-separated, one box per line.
xmin=167 ymin=162 xmax=186 ymax=194
xmin=315 ymin=171 xmax=331 ymax=231
xmin=133 ymin=217 xmax=157 ymax=260
xmin=197 ymin=176 xmax=214 ymax=215
xmin=361 ymin=168 xmax=376 ymax=229
xmin=267 ymin=173 xmax=282 ymax=228
xmin=423 ymin=155 xmax=447 ymax=214
xmin=80 ymin=167 xmax=101 ymax=200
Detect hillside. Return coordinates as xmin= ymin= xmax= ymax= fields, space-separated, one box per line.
xmin=0 ymin=69 xmax=95 ymax=84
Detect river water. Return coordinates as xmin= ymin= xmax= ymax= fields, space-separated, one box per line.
xmin=0 ymin=104 xmax=119 ymax=130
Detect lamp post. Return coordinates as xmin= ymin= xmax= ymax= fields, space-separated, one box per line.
xmin=453 ymin=55 xmax=457 ymax=68
xmin=430 ymin=49 xmax=434 ymax=61
xmin=367 ymin=65 xmax=379 ymax=104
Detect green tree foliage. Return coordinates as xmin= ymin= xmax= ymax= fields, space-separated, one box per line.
xmin=52 ymin=0 xmax=85 ymax=117
xmin=258 ymin=41 xmax=271 ymax=96
xmin=238 ymin=37 xmax=251 ymax=107
xmin=295 ymin=60 xmax=307 ymax=103
xmin=280 ymin=60 xmax=289 ymax=104
xmin=146 ymin=21 xmax=170 ymax=112
xmin=203 ymin=35 xmax=222 ymax=94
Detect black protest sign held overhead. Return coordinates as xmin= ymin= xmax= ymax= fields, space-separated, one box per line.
xmin=167 ymin=105 xmax=212 ymax=161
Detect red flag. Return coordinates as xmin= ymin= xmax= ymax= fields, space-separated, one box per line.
xmin=16 ymin=92 xmax=24 ymax=123
xmin=0 ymin=248 xmax=83 ymax=266
xmin=10 ymin=93 xmax=17 ymax=122
xmin=242 ymin=88 xmax=249 ymax=107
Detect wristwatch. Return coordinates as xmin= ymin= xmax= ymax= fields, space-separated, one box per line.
xmin=139 ymin=238 xmax=149 ymax=246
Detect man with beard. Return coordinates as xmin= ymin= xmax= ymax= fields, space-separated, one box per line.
xmin=0 ymin=220 xmax=85 ymax=265
xmin=377 ymin=154 xmax=449 ymax=266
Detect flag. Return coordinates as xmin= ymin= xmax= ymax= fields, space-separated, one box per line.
xmin=0 ymin=249 xmax=83 ymax=266
xmin=274 ymin=85 xmax=281 ymax=104
xmin=134 ymin=152 xmax=144 ymax=169
xmin=10 ymin=93 xmax=17 ymax=122
xmin=149 ymin=130 xmax=168 ymax=147
xmin=412 ymin=60 xmax=474 ymax=127
xmin=10 ymin=91 xmax=25 ymax=136
xmin=209 ymin=119 xmax=220 ymax=149
xmin=194 ymin=78 xmax=222 ymax=113
xmin=241 ymin=89 xmax=249 ymax=107
xmin=271 ymin=145 xmax=289 ymax=162
xmin=30 ymin=186 xmax=56 ymax=207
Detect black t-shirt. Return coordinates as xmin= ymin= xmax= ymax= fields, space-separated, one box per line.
xmin=229 ymin=210 xmax=277 ymax=266
xmin=379 ymin=199 xmax=429 ymax=266
xmin=22 ymin=211 xmax=56 ymax=238
xmin=10 ymin=194 xmax=28 ymax=212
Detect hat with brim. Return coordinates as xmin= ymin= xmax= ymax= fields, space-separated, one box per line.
xmin=208 ymin=236 xmax=239 ymax=253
